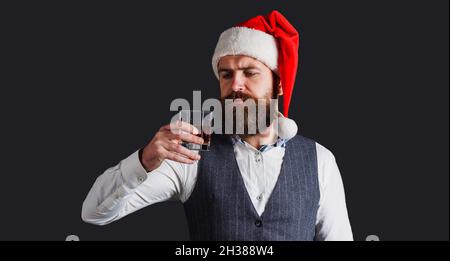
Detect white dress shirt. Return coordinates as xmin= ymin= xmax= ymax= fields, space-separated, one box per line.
xmin=82 ymin=135 xmax=353 ymax=241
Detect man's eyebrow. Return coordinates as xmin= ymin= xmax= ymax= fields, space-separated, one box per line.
xmin=218 ymin=66 xmax=261 ymax=73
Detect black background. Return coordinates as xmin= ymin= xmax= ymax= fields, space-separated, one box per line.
xmin=0 ymin=0 xmax=448 ymax=241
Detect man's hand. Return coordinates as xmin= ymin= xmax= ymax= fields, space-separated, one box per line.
xmin=139 ymin=121 xmax=203 ymax=172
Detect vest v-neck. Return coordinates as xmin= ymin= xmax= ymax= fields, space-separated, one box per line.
xmin=225 ymin=136 xmax=290 ymax=219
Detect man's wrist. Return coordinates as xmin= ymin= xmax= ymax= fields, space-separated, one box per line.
xmin=138 ymin=148 xmax=150 ymax=172
xmin=120 ymin=149 xmax=149 ymax=190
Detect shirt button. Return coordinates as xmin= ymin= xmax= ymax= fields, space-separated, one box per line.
xmin=255 ymin=220 xmax=262 ymax=227
xmin=256 ymin=194 xmax=263 ymax=201
xmin=255 ymin=152 xmax=262 ymax=163
xmin=138 ymin=176 xmax=145 ymax=183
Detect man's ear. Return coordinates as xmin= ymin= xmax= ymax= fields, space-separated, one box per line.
xmin=277 ymin=83 xmax=283 ymax=96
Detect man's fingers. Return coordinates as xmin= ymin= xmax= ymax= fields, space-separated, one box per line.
xmin=165 ymin=130 xmax=204 ymax=145
xmin=163 ymin=121 xmax=200 ymax=135
xmin=155 ymin=121 xmax=203 ymax=165
xmin=162 ymin=141 xmax=201 ymax=161
xmin=164 ymin=151 xmax=197 ymax=164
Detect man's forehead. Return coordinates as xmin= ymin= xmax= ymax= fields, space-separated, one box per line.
xmin=218 ymin=55 xmax=267 ymax=70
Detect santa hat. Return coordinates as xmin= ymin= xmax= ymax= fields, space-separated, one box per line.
xmin=212 ymin=10 xmax=299 ymax=117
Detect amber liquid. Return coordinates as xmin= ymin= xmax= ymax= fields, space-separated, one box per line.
xmin=193 ymin=132 xmax=210 ymax=151
xmin=197 ymin=133 xmax=211 ymax=144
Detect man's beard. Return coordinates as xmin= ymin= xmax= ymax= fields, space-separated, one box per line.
xmin=219 ymin=91 xmax=278 ymax=136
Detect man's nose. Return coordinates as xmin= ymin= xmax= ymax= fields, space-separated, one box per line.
xmin=231 ymin=73 xmax=245 ymax=92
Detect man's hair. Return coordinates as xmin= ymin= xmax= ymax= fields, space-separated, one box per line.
xmin=272 ymin=72 xmax=281 ymax=97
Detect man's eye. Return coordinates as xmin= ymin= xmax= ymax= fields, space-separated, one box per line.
xmin=221 ymin=73 xmax=232 ymax=79
xmin=245 ymin=71 xmax=258 ymax=77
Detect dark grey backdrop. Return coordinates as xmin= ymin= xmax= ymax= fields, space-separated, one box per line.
xmin=0 ymin=0 xmax=448 ymax=241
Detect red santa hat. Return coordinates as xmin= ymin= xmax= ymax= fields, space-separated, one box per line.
xmin=212 ymin=10 xmax=299 ymax=117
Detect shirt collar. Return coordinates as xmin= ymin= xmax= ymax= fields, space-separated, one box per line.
xmin=230 ymin=135 xmax=288 ymax=153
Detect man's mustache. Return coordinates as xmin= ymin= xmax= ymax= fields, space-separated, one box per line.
xmin=221 ymin=91 xmax=253 ymax=101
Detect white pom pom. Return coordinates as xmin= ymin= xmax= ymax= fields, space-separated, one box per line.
xmin=277 ymin=114 xmax=298 ymax=139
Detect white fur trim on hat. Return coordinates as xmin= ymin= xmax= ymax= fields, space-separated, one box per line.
xmin=212 ymin=27 xmax=278 ymax=79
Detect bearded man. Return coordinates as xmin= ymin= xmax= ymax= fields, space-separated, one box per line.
xmin=82 ymin=10 xmax=353 ymax=241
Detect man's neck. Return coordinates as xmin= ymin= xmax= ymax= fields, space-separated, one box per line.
xmin=239 ymin=124 xmax=277 ymax=150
